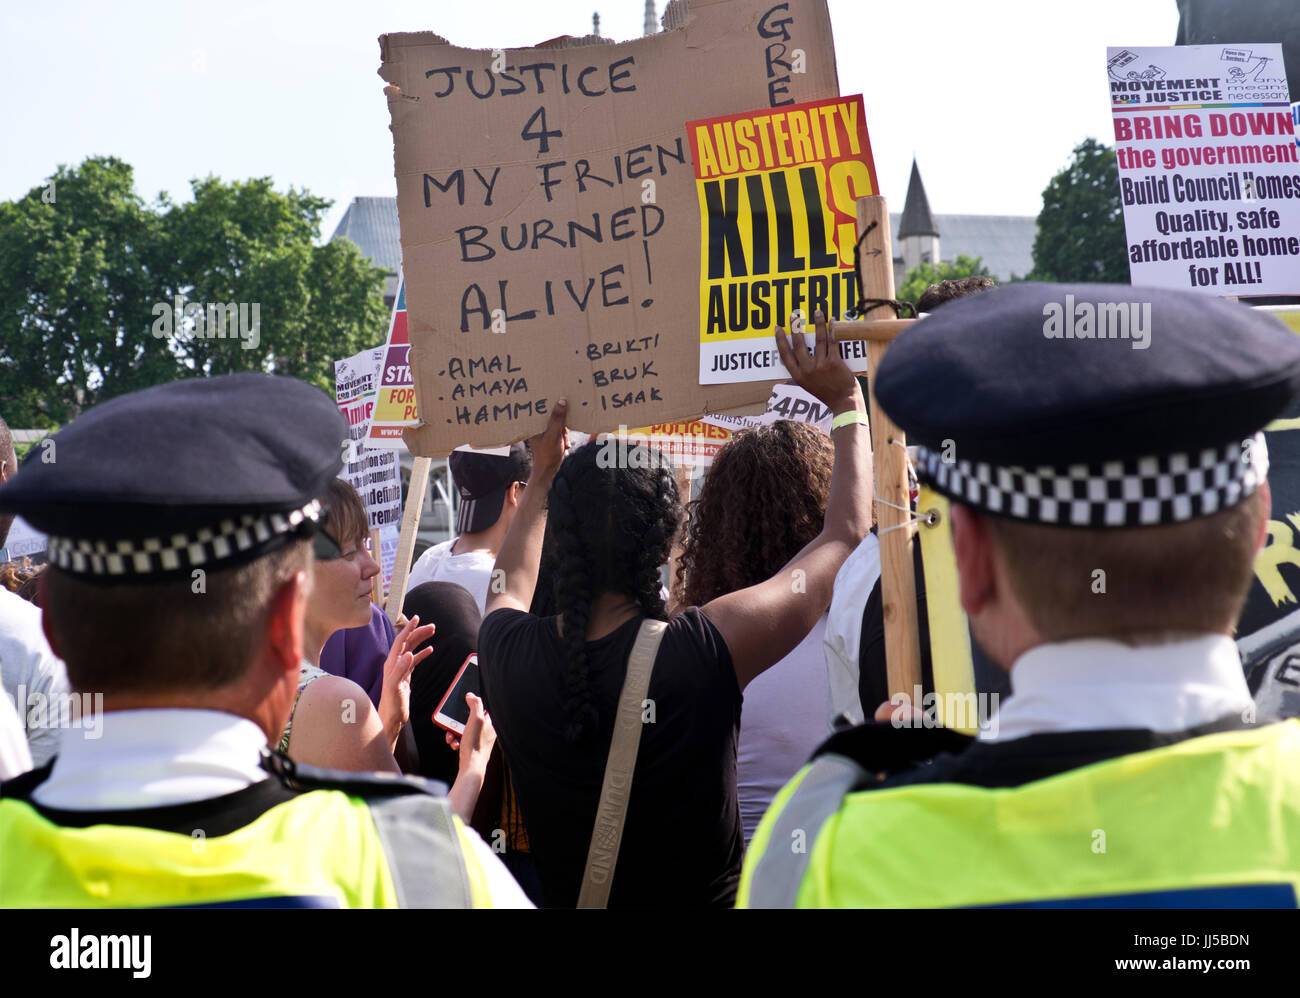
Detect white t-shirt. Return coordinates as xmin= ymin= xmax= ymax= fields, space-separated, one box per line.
xmin=0 ymin=588 xmax=70 ymax=768
xmin=0 ymin=680 xmax=32 ymax=780
xmin=822 ymin=533 xmax=879 ymax=728
xmin=404 ymin=539 xmax=496 ymax=614
xmin=737 ymin=616 xmax=831 ymax=844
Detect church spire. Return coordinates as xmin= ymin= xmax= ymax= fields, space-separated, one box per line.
xmin=644 ymin=0 xmax=657 ymax=35
xmin=593 ymin=11 xmax=601 ymax=36
xmin=897 ymin=159 xmax=939 ymax=239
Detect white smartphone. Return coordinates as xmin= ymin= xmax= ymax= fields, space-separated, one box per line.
xmin=433 ymin=653 xmax=480 ymax=736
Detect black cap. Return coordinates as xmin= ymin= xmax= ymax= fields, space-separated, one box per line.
xmin=0 ymin=373 xmax=348 ymax=582
xmin=450 ymin=442 xmax=530 ymax=534
xmin=874 ymin=283 xmax=1300 ymax=528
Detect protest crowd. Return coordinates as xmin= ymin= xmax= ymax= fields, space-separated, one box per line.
xmin=5 ymin=0 xmax=1300 ymax=919
xmin=4 ymin=275 xmax=1300 ymax=911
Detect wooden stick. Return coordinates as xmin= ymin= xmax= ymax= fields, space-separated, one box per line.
xmin=832 ymin=318 xmax=915 ymax=342
xmin=369 ymin=527 xmax=383 ymax=606
xmin=385 ymin=455 xmax=431 ymax=624
xmin=856 ymin=196 xmax=923 ymax=699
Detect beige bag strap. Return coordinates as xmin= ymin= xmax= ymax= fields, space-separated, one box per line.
xmin=576 ymin=617 xmax=668 ymax=909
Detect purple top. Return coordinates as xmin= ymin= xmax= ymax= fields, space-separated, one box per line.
xmin=319 ymin=603 xmax=395 ymax=707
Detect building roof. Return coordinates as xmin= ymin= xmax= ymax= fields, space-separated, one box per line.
xmin=891 ymin=212 xmax=1038 ymax=282
xmin=330 ymin=197 xmax=402 ymax=273
xmin=896 ymin=160 xmax=939 ymax=239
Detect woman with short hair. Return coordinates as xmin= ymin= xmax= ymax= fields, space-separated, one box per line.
xmin=281 ymin=479 xmax=494 ymax=821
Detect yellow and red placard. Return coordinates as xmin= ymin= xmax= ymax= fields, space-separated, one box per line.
xmin=366 ymin=275 xmax=416 ymax=449
xmin=612 ymin=420 xmax=734 ymax=467
xmin=690 ymin=94 xmax=878 ymax=384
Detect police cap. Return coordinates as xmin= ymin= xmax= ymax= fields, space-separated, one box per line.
xmin=0 ymin=373 xmax=347 ymax=581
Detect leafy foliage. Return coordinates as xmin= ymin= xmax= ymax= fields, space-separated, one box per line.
xmin=0 ymin=157 xmax=388 ymax=426
xmin=898 ymin=255 xmax=992 ymax=308
xmin=1029 ymin=138 xmax=1129 ymax=283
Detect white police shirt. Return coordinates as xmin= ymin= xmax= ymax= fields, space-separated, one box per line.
xmin=31 ymin=708 xmax=533 ymax=907
xmin=983 ymin=634 xmax=1254 ymax=742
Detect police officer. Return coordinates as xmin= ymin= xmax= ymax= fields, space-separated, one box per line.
xmin=740 ymin=283 xmax=1300 ymax=908
xmin=0 ymin=373 xmax=530 ymax=908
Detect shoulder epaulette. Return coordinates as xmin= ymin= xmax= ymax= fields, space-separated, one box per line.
xmin=812 ymin=721 xmax=975 ymax=784
xmin=0 ymin=758 xmax=56 ymax=800
xmin=259 ymin=748 xmax=450 ymax=800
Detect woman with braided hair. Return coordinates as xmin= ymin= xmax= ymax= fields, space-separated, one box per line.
xmin=479 ymin=311 xmax=873 ymax=908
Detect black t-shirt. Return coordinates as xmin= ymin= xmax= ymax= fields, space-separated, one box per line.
xmin=479 ymin=606 xmax=743 ymax=908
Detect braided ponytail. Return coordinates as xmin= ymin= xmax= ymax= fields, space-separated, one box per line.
xmin=546 ymin=441 xmax=681 ymax=742
xmin=548 ymin=470 xmax=599 ymax=742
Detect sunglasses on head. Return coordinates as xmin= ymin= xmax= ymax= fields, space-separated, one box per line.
xmin=310 ymin=508 xmax=359 ymax=562
xmin=312 ymin=529 xmax=344 ymax=561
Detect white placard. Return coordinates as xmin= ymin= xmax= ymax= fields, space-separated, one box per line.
xmin=1108 ymin=43 xmax=1300 ymax=296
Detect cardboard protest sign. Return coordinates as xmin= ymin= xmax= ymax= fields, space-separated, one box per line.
xmin=335 ymin=346 xmax=403 ymax=588
xmin=691 ymin=94 xmax=877 ymax=383
xmin=1107 ymin=43 xmax=1300 ymax=295
xmin=379 ymin=0 xmax=842 ymax=455
xmin=366 ymin=275 xmax=417 ymax=450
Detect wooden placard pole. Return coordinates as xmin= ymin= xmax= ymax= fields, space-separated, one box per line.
xmin=385 ymin=455 xmax=431 ymax=624
xmin=852 ymin=196 xmax=923 ymax=699
xmin=369 ymin=526 xmax=384 ymax=606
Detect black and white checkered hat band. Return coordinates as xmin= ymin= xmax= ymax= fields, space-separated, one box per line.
xmin=46 ymin=499 xmax=324 ymax=578
xmin=914 ymin=433 xmax=1268 ymax=528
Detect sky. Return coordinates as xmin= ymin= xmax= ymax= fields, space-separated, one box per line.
xmin=0 ymin=0 xmax=1181 ymax=241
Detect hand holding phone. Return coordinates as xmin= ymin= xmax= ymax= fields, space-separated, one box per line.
xmin=446 ymin=692 xmax=495 ymax=770
xmin=433 ymin=653 xmax=480 ymax=736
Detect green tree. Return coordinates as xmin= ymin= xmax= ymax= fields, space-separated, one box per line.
xmin=0 ymin=158 xmax=388 ymax=427
xmin=0 ymin=157 xmax=178 ymax=426
xmin=898 ymin=255 xmax=992 ymax=309
xmin=164 ymin=176 xmax=388 ymax=392
xmin=1030 ymin=138 xmax=1129 ymax=283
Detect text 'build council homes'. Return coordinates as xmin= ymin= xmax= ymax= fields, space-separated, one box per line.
xmin=1108 ymin=43 xmax=1300 ymax=296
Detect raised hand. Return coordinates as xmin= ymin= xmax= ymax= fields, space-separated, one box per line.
xmin=773 ymin=309 xmax=860 ymax=414
xmin=378 ymin=614 xmax=435 ymax=750
xmin=527 ymin=397 xmax=569 ymax=476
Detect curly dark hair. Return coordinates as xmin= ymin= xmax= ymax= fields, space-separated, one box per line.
xmin=916 ymin=276 xmax=996 ymax=313
xmin=676 ymin=421 xmax=833 ymax=608
xmin=545 ymin=440 xmax=681 ymax=742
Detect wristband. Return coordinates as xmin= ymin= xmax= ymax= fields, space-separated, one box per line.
xmin=831 ymin=409 xmax=867 ymax=431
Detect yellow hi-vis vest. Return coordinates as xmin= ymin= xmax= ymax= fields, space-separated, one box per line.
xmin=738 ymin=721 xmax=1300 ymax=908
xmin=0 ymin=787 xmax=493 ymax=908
